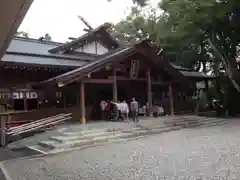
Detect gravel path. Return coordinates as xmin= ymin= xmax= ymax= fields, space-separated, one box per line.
xmin=3 ymin=120 xmax=240 ymax=180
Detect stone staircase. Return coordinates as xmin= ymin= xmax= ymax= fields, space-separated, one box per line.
xmin=26 ymin=116 xmax=232 ymax=154
xmin=28 ymin=127 xmax=141 ymax=154
xmin=163 ymin=115 xmax=229 ymax=128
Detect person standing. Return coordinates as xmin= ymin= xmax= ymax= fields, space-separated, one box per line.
xmin=130 ymin=98 xmax=139 ymax=122
xmin=111 ymin=101 xmax=121 ymax=121
xmin=105 ymin=100 xmax=111 ymax=120
xmin=100 ymin=100 xmax=106 ymax=120
xmin=122 ymin=100 xmax=129 ymax=122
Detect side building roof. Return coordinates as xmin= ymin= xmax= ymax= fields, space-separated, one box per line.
xmin=1 ymin=37 xmax=97 ymax=68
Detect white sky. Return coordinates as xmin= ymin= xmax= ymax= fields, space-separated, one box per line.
xmin=18 ymin=0 xmax=134 ymax=42
xmin=19 ymin=0 xmax=159 ymax=43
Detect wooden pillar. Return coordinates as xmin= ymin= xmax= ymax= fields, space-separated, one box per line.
xmin=80 ymin=81 xmax=86 ymax=124
xmin=194 ymin=89 xmax=200 ymax=114
xmin=24 ymin=92 xmax=27 ymax=111
xmin=146 ymin=68 xmax=153 ymax=116
xmin=205 ymin=80 xmax=211 ymax=108
xmin=1 ymin=115 xmax=6 ymax=146
xmin=63 ymin=95 xmax=67 ymax=109
xmin=168 ymin=83 xmax=174 ymax=115
xmin=113 ymin=68 xmax=118 ymax=102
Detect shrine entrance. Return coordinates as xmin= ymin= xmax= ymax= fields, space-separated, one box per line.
xmin=117 ymin=80 xmax=147 ymax=105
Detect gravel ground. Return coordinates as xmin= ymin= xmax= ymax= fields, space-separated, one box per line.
xmin=3 ymin=120 xmax=240 ymax=180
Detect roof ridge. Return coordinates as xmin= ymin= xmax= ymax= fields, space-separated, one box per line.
xmin=13 ymin=36 xmax=64 ymax=46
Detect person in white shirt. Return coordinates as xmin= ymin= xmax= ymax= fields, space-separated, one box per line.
xmin=130 ymin=98 xmax=139 ymax=122
xmin=111 ymin=101 xmax=121 ymax=121
xmin=121 ymin=101 xmax=129 ymax=122
xmin=100 ymin=100 xmax=106 ymax=120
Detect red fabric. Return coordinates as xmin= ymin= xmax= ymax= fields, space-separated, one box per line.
xmin=105 ymin=102 xmax=110 ymax=111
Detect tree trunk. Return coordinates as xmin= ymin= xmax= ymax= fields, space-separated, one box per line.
xmin=207 ymin=38 xmax=240 ymax=92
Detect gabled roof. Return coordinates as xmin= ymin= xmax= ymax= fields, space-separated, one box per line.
xmin=3 ymin=37 xmax=216 ymax=81
xmin=34 ymin=40 xmax=186 ymax=86
xmin=48 ymin=23 xmax=120 ymax=53
xmin=35 ymin=40 xmax=187 ymax=88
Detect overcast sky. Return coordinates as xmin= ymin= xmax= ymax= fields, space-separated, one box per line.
xmin=19 ymin=0 xmax=159 ymax=43
xmin=18 ymin=0 xmax=134 ymax=42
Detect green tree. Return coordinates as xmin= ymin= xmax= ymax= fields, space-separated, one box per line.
xmin=159 ymin=0 xmax=240 ymax=91
xmin=112 ymin=0 xmax=240 ymax=92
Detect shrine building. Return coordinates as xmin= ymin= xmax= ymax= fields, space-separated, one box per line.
xmin=0 ymin=23 xmax=215 ymax=124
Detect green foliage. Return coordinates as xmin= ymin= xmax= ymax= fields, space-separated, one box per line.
xmin=114 ymin=1 xmax=240 ymax=65
xmin=111 ymin=0 xmax=240 ymax=112
xmin=113 ymin=0 xmax=240 ymax=86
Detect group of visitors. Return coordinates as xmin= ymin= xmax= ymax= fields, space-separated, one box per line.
xmin=100 ymin=98 xmax=139 ymax=122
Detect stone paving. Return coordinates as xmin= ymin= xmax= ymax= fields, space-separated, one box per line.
xmin=3 ymin=119 xmax=240 ymax=180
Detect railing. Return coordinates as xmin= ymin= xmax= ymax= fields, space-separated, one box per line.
xmin=7 ymin=108 xmax=66 ymax=124
xmin=0 ymin=112 xmax=72 ymax=146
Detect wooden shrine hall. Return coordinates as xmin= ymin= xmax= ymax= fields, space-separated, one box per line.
xmin=0 ymin=23 xmax=215 ymax=124
xmin=35 ymin=39 xmax=213 ymax=124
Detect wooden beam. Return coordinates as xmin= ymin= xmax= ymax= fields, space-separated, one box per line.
xmin=108 ymin=76 xmax=146 ymax=81
xmin=152 ymin=81 xmax=167 ymax=85
xmin=168 ymin=84 xmax=174 ymax=115
xmin=84 ymin=78 xmax=113 ymax=84
xmin=146 ymin=68 xmax=153 ymax=116
xmin=84 ymin=77 xmax=167 ymax=85
xmin=80 ymin=81 xmax=86 ymax=124
xmin=24 ymin=92 xmax=27 ymax=111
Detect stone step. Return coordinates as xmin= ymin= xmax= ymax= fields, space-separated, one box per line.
xmin=166 ymin=118 xmax=226 ymax=127
xmin=187 ymin=118 xmax=227 ymax=125
xmin=149 ymin=125 xmax=183 ymax=134
xmin=62 ymin=124 xmax=134 ymax=134
xmin=62 ymin=125 xmax=134 ymax=135
xmin=50 ymin=130 xmax=123 ymax=143
xmin=195 ymin=120 xmax=229 ymax=128
xmin=62 ymin=129 xmax=109 ymax=136
xmin=28 ymin=145 xmax=52 ymax=154
xmin=39 ymin=132 xmax=133 ymax=150
xmin=182 ymin=119 xmax=228 ymax=128
xmin=62 ymin=126 xmax=143 ymax=136
xmin=134 ymin=124 xmax=174 ymax=131
xmin=124 ymin=126 xmax=183 ymax=138
xmin=164 ymin=117 xmax=219 ymax=124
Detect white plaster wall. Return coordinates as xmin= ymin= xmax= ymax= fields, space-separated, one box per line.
xmin=96 ymin=41 xmax=108 ymax=54
xmin=75 ymin=41 xmax=108 ymax=55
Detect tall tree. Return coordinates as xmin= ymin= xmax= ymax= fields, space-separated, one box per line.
xmin=112 ymin=0 xmax=240 ymax=92
xmin=159 ymin=0 xmax=240 ymax=91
